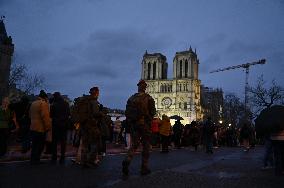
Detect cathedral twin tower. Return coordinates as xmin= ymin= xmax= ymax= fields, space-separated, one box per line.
xmin=141 ymin=47 xmax=202 ymax=123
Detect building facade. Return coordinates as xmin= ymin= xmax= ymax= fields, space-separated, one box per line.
xmin=200 ymin=85 xmax=223 ymax=124
xmin=141 ymin=48 xmax=202 ymax=124
xmin=0 ymin=19 xmax=14 ymax=101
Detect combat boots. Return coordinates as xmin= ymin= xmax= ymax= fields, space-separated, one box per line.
xmin=122 ymin=160 xmax=130 ymax=176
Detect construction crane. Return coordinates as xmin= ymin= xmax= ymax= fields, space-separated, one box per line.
xmin=209 ymin=59 xmax=266 ymax=117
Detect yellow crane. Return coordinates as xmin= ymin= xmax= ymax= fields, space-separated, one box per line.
xmin=209 ymin=59 xmax=266 ymax=117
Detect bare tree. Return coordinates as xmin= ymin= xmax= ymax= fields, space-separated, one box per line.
xmin=223 ymin=93 xmax=246 ymax=127
xmin=9 ymin=63 xmax=45 ymax=95
xmin=248 ymin=75 xmax=284 ymax=115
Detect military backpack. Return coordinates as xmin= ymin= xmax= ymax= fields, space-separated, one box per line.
xmin=125 ymin=92 xmax=151 ymax=122
xmin=71 ymin=95 xmax=93 ymax=124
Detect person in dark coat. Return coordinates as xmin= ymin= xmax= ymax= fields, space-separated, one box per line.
xmin=173 ymin=120 xmax=184 ymax=149
xmin=0 ymin=97 xmax=14 ymax=157
xmin=121 ymin=119 xmax=131 ymax=149
xmin=99 ymin=107 xmax=111 ymax=156
xmin=15 ymin=96 xmax=31 ymax=153
xmin=50 ymin=92 xmax=70 ymax=164
xmin=240 ymin=122 xmax=252 ymax=152
xmin=189 ymin=121 xmax=200 ymax=151
xmin=203 ymin=117 xmax=215 ymax=154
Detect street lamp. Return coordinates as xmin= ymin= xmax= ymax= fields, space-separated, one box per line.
xmin=219 ymin=120 xmax=223 ymax=124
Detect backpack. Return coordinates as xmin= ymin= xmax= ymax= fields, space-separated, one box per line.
xmin=71 ymin=95 xmax=93 ymax=124
xmin=125 ymin=93 xmax=150 ymax=122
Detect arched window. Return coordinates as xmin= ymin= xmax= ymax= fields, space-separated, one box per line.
xmin=147 ymin=63 xmax=151 ymax=80
xmin=179 ymin=60 xmax=182 ymax=78
xmin=184 ymin=102 xmax=187 ymax=109
xmin=153 ymin=62 xmax=156 ymax=79
xmin=185 ymin=59 xmax=188 ymax=77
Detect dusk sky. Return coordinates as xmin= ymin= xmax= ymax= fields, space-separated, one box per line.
xmin=1 ymin=0 xmax=284 ymax=109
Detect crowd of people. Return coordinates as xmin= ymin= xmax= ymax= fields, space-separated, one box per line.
xmin=0 ymin=80 xmax=283 ymax=176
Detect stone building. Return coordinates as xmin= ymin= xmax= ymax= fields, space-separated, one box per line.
xmin=141 ymin=47 xmax=202 ymax=124
xmin=200 ymin=85 xmax=223 ymax=124
xmin=0 ymin=19 xmax=14 ymax=101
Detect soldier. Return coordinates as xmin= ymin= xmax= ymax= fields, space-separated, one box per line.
xmin=80 ymin=87 xmax=103 ymax=168
xmin=122 ymin=80 xmax=156 ymax=176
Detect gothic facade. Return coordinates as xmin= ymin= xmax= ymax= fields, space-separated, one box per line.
xmin=0 ymin=19 xmax=14 ymax=101
xmin=141 ymin=48 xmax=202 ymax=124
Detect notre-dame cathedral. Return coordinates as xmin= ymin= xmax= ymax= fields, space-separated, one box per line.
xmin=141 ymin=47 xmax=202 ymax=124
xmin=0 ymin=19 xmax=14 ymax=101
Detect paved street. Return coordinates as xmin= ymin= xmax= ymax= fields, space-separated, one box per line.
xmin=0 ymin=146 xmax=283 ymax=188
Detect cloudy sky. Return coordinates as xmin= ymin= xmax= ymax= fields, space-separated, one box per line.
xmin=1 ymin=0 xmax=284 ymax=109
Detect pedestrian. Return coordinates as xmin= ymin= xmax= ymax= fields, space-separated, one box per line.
xmin=113 ymin=117 xmax=121 ymax=144
xmin=15 ymin=96 xmax=31 ymax=153
xmin=182 ymin=123 xmax=190 ymax=147
xmin=80 ymin=87 xmax=103 ymax=168
xmin=121 ymin=119 xmax=131 ymax=150
xmin=189 ymin=121 xmax=200 ymax=151
xmin=159 ymin=114 xmax=171 ymax=153
xmin=99 ymin=107 xmax=112 ymax=156
xmin=50 ymin=92 xmax=70 ymax=164
xmin=262 ymin=135 xmax=273 ymax=170
xmin=30 ymin=90 xmax=52 ymax=165
xmin=151 ymin=117 xmax=160 ymax=148
xmin=71 ymin=122 xmax=81 ymax=165
xmin=122 ymin=80 xmax=156 ymax=176
xmin=173 ymin=119 xmax=184 ymax=149
xmin=203 ymin=117 xmax=215 ymax=154
xmin=271 ymin=129 xmax=284 ymax=175
xmin=240 ymin=122 xmax=252 ymax=152
xmin=0 ymin=97 xmax=15 ymax=157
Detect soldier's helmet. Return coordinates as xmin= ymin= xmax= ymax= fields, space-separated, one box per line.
xmin=89 ymin=87 xmax=99 ymax=94
xmin=137 ymin=80 xmax=147 ymax=87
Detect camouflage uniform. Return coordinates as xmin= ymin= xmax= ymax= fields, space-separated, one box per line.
xmin=122 ymin=82 xmax=156 ymax=175
xmin=80 ymin=97 xmax=102 ymax=167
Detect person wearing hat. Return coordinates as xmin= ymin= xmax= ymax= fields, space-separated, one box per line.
xmin=29 ymin=90 xmax=51 ymax=165
xmin=122 ymin=80 xmax=156 ymax=176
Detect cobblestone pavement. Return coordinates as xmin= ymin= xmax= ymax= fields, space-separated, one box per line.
xmin=0 ymin=142 xmax=128 ymax=163
xmin=0 ymin=146 xmax=283 ymax=188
